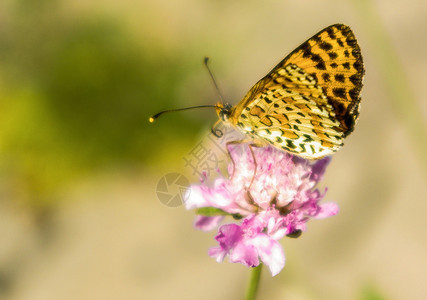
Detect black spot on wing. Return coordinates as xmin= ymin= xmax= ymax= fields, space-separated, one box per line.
xmin=349 ymin=74 xmax=360 ymax=86
xmin=344 ymin=114 xmax=355 ymax=129
xmin=322 ymin=73 xmax=330 ymax=82
xmin=345 ymin=35 xmax=357 ymax=47
xmin=316 ymin=61 xmax=326 ymax=70
xmin=334 ymin=74 xmax=345 ymax=83
xmin=286 ymin=139 xmax=296 ymax=149
xmin=309 ymin=72 xmax=318 ymax=82
xmin=326 ymin=27 xmax=337 ymax=39
xmin=301 ymin=42 xmax=313 ymax=58
xmin=332 ymin=87 xmax=347 ymax=99
xmin=303 ymin=134 xmax=314 ymax=142
xmin=282 ymin=114 xmax=289 ymax=121
xmin=334 ymin=102 xmax=345 ymax=115
xmin=352 ymin=48 xmax=361 ymax=58
xmin=353 ymin=61 xmax=364 ymax=74
xmin=349 ymin=88 xmax=359 ymax=102
xmin=310 ymin=145 xmax=315 ymax=154
xmin=319 ymin=41 xmax=333 ymax=51
xmin=311 ymin=53 xmax=323 ymax=62
xmin=328 ymin=52 xmax=338 ymax=60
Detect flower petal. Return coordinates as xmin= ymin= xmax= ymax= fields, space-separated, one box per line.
xmin=229 ymin=242 xmax=260 ymax=267
xmin=315 ymin=202 xmax=339 ymax=219
xmin=208 ymin=246 xmax=227 ymax=263
xmin=309 ymin=157 xmax=331 ymax=182
xmin=208 ymin=224 xmax=243 ymax=262
xmin=194 ymin=215 xmax=224 ymax=231
xmin=214 ymin=224 xmax=242 ymax=250
xmin=185 ymin=186 xmax=209 ymax=209
xmin=248 ymin=233 xmax=285 ymax=276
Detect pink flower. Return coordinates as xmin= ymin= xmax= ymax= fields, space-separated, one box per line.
xmin=185 ymin=144 xmax=338 ymax=276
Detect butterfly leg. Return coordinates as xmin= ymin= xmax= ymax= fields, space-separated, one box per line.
xmin=225 ymin=140 xmax=244 ymax=180
xmin=247 ymin=143 xmax=263 ymax=189
xmin=226 ymin=140 xmax=262 ymax=189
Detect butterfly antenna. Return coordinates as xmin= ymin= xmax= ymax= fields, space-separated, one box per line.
xmin=204 ymin=57 xmax=225 ymax=105
xmin=148 ymin=105 xmax=217 ymax=123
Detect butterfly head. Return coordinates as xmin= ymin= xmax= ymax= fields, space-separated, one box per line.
xmin=215 ymin=102 xmax=233 ymax=121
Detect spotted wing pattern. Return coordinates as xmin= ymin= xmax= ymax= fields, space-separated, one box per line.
xmin=230 ymin=24 xmax=364 ymax=159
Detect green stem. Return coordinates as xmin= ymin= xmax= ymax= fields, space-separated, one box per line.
xmin=245 ymin=264 xmax=263 ymax=300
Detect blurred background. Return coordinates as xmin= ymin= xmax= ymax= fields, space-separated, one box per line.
xmin=0 ymin=0 xmax=425 ymax=299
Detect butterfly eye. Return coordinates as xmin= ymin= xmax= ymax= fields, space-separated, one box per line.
xmin=219 ymin=104 xmax=233 ymax=121
xmin=219 ymin=110 xmax=228 ymax=121
xmin=220 ymin=110 xmax=227 ymax=121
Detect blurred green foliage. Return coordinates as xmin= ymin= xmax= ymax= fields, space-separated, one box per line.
xmin=359 ymin=283 xmax=389 ymax=300
xmin=0 ymin=2 xmax=205 ymax=206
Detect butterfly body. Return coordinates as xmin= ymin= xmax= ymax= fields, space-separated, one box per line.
xmin=216 ymin=24 xmax=364 ymax=159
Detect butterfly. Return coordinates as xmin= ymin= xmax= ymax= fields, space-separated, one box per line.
xmin=214 ymin=23 xmax=364 ymax=159
xmin=150 ymin=24 xmax=364 ymax=160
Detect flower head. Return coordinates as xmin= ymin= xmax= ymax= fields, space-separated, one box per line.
xmin=185 ymin=144 xmax=338 ymax=276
